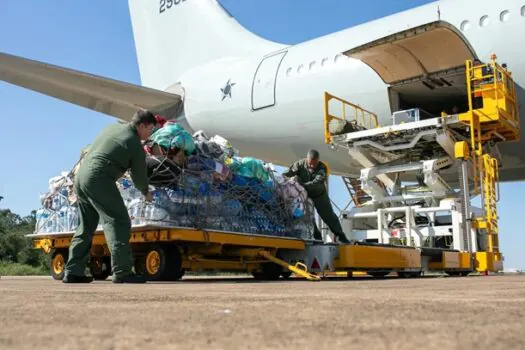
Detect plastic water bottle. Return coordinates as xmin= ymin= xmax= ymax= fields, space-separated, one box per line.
xmin=45 ymin=212 xmax=56 ymax=233
xmin=128 ymin=198 xmax=143 ymax=225
xmin=167 ymin=189 xmax=185 ymax=215
xmin=35 ymin=208 xmax=49 ymax=233
xmin=68 ymin=207 xmax=79 ymax=231
xmin=59 ymin=207 xmax=68 ymax=232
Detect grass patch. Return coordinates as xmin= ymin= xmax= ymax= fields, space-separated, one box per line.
xmin=0 ymin=262 xmax=48 ymax=276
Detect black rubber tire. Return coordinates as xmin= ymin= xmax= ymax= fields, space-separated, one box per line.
xmin=135 ymin=244 xmax=171 ymax=281
xmin=280 ymin=271 xmax=292 ymax=279
xmin=50 ymin=249 xmax=68 ymax=281
xmin=90 ymin=257 xmax=111 ymax=281
xmin=445 ymin=271 xmax=461 ymax=277
xmin=252 ymin=263 xmax=283 ymax=281
xmin=398 ymin=271 xmax=422 ymax=278
xmin=163 ymin=246 xmax=183 ymax=281
xmin=368 ymin=271 xmax=390 ymax=278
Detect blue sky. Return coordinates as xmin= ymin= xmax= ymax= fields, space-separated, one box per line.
xmin=1 ymin=0 xmax=523 ymax=269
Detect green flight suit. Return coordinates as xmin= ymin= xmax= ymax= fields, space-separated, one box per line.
xmin=283 ymin=159 xmax=346 ymax=241
xmin=65 ymin=123 xmax=149 ymax=279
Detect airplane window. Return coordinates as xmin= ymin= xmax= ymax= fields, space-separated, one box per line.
xmin=460 ymin=20 xmax=470 ymax=31
xmin=286 ymin=67 xmax=292 ymax=77
xmin=479 ymin=15 xmax=490 ymax=27
xmin=297 ymin=64 xmax=304 ymax=74
xmin=500 ymin=10 xmax=510 ymax=22
xmin=521 ymin=5 xmax=525 ymax=17
xmin=309 ymin=61 xmax=316 ymax=70
xmin=321 ymin=57 xmax=329 ymax=67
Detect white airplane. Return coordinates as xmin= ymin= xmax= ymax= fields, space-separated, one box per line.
xmin=1 ymin=0 xmax=524 ymax=181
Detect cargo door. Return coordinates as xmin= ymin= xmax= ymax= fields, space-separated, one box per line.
xmin=343 ymin=21 xmax=478 ymax=85
xmin=251 ymin=51 xmax=287 ymax=110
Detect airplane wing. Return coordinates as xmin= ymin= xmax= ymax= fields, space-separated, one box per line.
xmin=0 ymin=52 xmax=183 ymax=122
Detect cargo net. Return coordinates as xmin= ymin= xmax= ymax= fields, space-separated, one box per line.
xmin=122 ymin=155 xmax=315 ymax=240
xmin=34 ymin=130 xmax=315 ymax=241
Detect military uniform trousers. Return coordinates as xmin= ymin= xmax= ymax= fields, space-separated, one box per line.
xmin=65 ymin=166 xmax=133 ymax=278
xmin=311 ymin=193 xmax=345 ymax=241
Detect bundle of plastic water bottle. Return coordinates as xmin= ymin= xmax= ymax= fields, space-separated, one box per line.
xmin=35 ymin=172 xmax=79 ymax=234
xmin=34 ymin=131 xmax=315 ymax=240
xmin=119 ymin=156 xmax=315 ymax=240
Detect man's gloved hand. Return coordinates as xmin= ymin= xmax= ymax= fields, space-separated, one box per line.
xmin=143 ymin=192 xmax=153 ymax=203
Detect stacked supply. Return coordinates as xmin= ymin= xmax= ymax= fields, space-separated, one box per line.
xmin=35 ymin=172 xmax=79 ymax=233
xmin=34 ymin=125 xmax=315 ymax=240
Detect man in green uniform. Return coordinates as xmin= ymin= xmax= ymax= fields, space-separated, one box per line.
xmin=283 ymin=150 xmax=350 ymax=243
xmin=63 ymin=110 xmax=156 ymax=284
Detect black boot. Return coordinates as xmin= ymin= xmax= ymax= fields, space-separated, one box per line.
xmin=112 ymin=273 xmax=147 ymax=284
xmin=337 ymin=234 xmax=351 ymax=244
xmin=62 ymin=274 xmax=94 ymax=284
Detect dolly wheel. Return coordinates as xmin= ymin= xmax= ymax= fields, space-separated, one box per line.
xmin=445 ymin=271 xmax=461 ymax=277
xmin=50 ymin=250 xmax=68 ymax=281
xmin=368 ymin=271 xmax=390 ymax=278
xmin=135 ymin=245 xmax=170 ymax=281
xmin=90 ymin=257 xmax=111 ymax=281
xmin=281 ymin=271 xmax=292 ymax=279
xmin=252 ymin=262 xmax=283 ymax=281
xmin=398 ymin=271 xmax=422 ymax=278
xmin=164 ymin=246 xmax=183 ymax=281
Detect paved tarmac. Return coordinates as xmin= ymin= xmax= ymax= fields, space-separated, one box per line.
xmin=1 ymin=275 xmax=524 ymax=349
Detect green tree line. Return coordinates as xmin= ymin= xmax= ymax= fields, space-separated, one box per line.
xmin=0 ymin=208 xmax=49 ymax=274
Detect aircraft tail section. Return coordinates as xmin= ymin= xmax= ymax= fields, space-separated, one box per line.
xmin=128 ymin=0 xmax=284 ymax=91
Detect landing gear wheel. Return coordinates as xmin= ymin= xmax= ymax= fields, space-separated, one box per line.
xmin=252 ymin=263 xmax=283 ymax=281
xmin=90 ymin=257 xmax=111 ymax=281
xmin=368 ymin=271 xmax=390 ymax=278
xmin=50 ymin=249 xmax=68 ymax=281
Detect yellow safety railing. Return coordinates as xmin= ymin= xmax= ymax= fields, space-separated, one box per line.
xmin=465 ymin=54 xmax=520 ymax=142
xmin=463 ymin=55 xmax=520 ymax=196
xmin=481 ymin=154 xmax=499 ymax=253
xmin=324 ymin=92 xmax=379 ymax=144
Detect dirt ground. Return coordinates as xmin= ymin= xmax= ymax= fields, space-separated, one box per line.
xmin=0 ymin=275 xmax=524 ymax=350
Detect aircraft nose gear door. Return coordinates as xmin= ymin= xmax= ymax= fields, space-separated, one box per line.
xmin=251 ymin=51 xmax=287 ymax=110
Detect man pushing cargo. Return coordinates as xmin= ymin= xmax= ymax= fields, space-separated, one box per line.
xmin=63 ymin=110 xmax=156 ymax=284
xmin=283 ymin=150 xmax=350 ymax=243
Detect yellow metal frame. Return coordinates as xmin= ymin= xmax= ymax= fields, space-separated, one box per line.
xmin=324 ymin=92 xmax=379 ymax=144
xmin=33 ymin=227 xmax=305 ymax=252
xmin=474 ymin=252 xmax=503 ymax=273
xmin=335 ymin=245 xmax=421 ymax=269
xmin=460 ymin=55 xmax=520 ymax=195
xmin=463 ymin=55 xmax=519 ymax=138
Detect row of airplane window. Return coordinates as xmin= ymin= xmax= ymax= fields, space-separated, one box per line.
xmin=460 ymin=5 xmax=525 ymax=31
xmin=285 ymin=54 xmax=346 ymax=77
xmin=285 ymin=5 xmax=525 ymax=78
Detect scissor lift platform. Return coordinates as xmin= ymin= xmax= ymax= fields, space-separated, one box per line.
xmin=322 ymin=56 xmax=518 ymax=275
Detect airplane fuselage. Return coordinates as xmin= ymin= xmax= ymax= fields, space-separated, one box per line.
xmin=179 ymin=0 xmax=525 ymax=178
